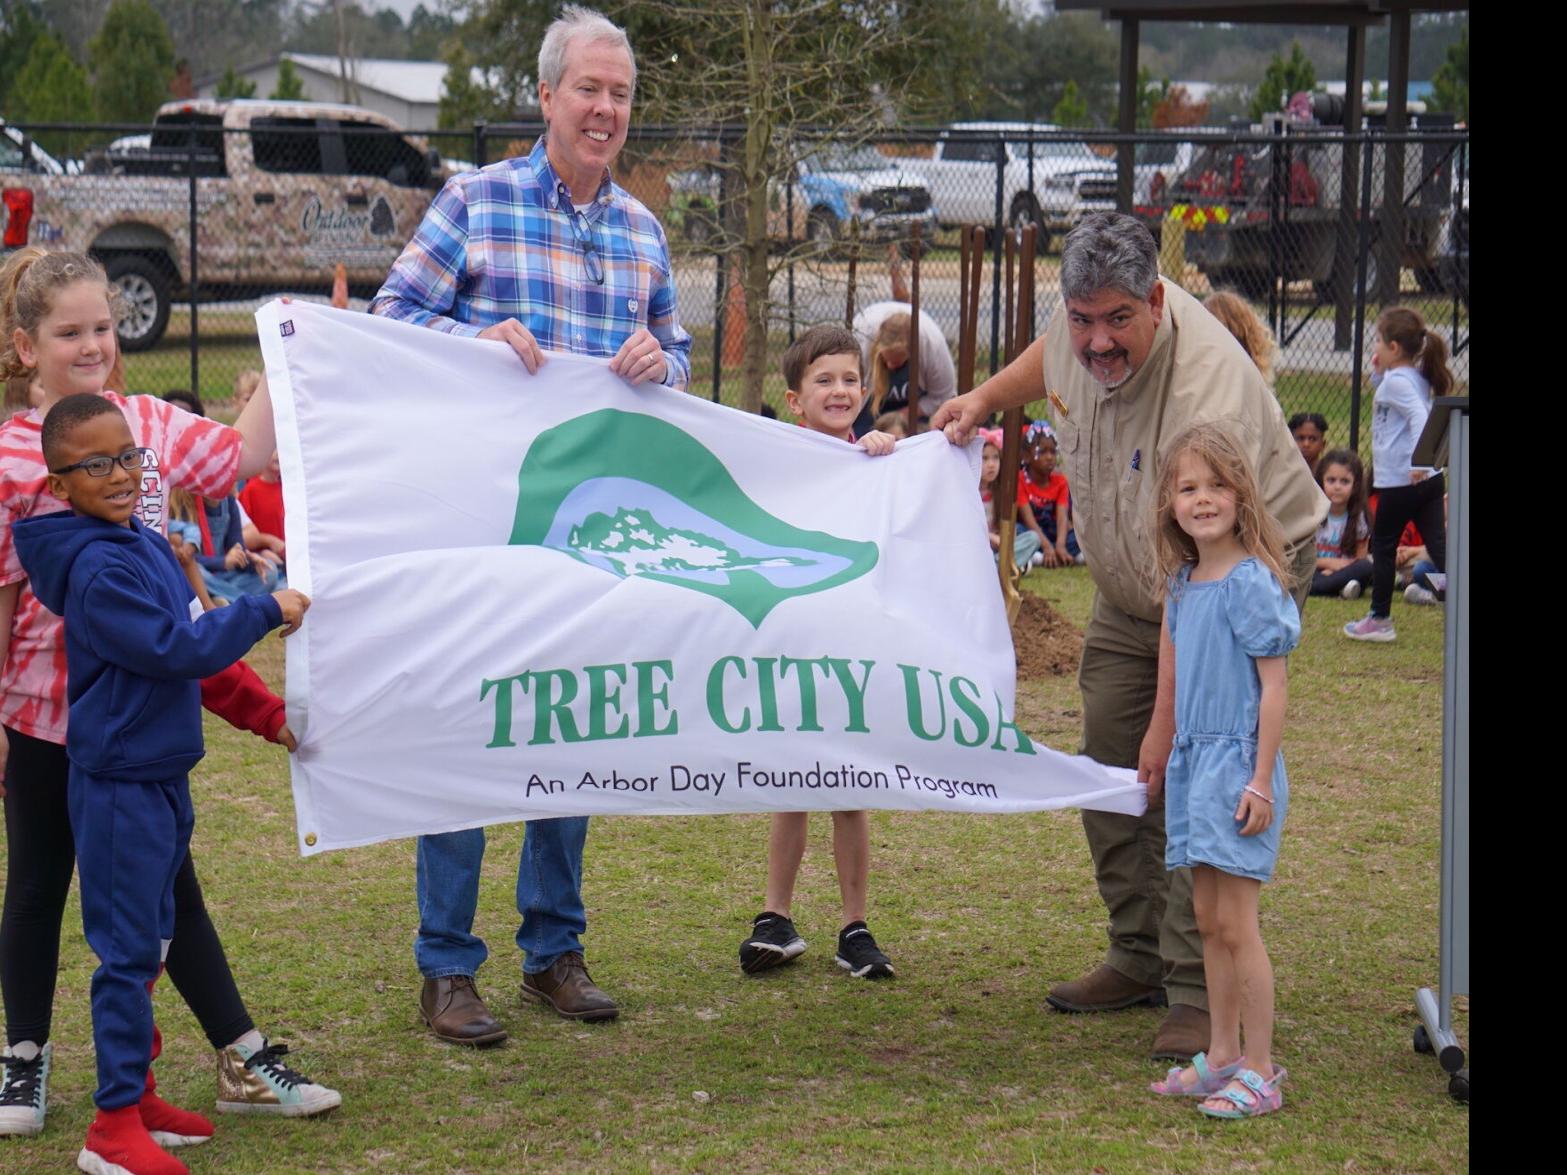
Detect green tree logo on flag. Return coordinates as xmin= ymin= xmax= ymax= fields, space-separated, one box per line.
xmin=510 ymin=410 xmax=878 ymax=627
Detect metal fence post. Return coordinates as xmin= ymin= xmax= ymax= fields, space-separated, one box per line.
xmin=474 ymin=122 xmax=488 ymax=168
xmin=187 ymin=123 xmax=200 ymax=396
xmin=1348 ymin=134 xmax=1375 ymax=453
xmin=1267 ymin=129 xmax=1282 ymax=337
xmin=786 ymin=176 xmax=796 ymax=343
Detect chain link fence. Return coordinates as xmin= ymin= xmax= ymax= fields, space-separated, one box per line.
xmin=2 ymin=116 xmax=1468 ymax=455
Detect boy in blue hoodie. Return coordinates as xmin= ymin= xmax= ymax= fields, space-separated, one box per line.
xmin=13 ymin=395 xmax=308 ymax=1175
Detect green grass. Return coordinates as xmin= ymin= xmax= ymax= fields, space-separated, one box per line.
xmin=1 ymin=568 xmax=1467 ymax=1172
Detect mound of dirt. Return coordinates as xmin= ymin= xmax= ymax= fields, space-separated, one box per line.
xmin=1011 ymin=592 xmax=1084 ymax=681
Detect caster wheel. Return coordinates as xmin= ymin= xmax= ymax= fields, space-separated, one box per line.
xmin=1413 ymin=1025 xmax=1433 ymax=1054
xmin=1448 ymin=1069 xmax=1469 ymax=1103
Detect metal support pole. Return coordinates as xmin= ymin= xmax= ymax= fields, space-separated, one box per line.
xmin=474 ymin=121 xmax=488 ymax=168
xmin=1333 ymin=24 xmax=1366 ymax=349
xmin=187 ymin=124 xmax=200 ymax=396
xmin=1116 ymin=17 xmax=1139 ymax=214
xmin=1267 ymin=132 xmax=1283 ymax=337
xmin=1348 ymin=135 xmax=1373 ymax=453
xmin=1378 ymin=7 xmax=1411 ymax=305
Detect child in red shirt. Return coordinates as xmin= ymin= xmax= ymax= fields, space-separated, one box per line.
xmin=1017 ymin=422 xmax=1083 ymax=568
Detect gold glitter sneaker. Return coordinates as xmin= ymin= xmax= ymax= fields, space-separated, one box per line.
xmin=216 ymin=1039 xmax=341 ymax=1117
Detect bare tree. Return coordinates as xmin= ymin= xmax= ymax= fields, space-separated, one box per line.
xmin=623 ymin=0 xmax=952 ymax=413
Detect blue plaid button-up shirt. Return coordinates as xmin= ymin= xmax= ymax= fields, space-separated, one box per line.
xmin=371 ymin=137 xmax=692 ymax=388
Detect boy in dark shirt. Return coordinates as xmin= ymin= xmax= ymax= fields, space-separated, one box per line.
xmin=14 ymin=395 xmax=307 ymax=1175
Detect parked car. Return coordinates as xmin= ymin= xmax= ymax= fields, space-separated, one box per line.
xmin=900 ymin=122 xmax=1117 ymax=248
xmin=3 ymin=98 xmax=449 ymax=351
xmin=665 ymin=143 xmax=937 ymax=250
xmin=1 ymin=121 xmax=76 ymax=177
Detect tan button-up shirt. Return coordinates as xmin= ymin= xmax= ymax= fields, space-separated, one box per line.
xmin=1043 ymin=278 xmax=1328 ymax=625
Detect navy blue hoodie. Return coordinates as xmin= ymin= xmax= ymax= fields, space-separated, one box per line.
xmin=14 ymin=513 xmax=283 ymax=781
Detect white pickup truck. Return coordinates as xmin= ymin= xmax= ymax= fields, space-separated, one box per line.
xmin=902 ymin=122 xmax=1117 ymax=248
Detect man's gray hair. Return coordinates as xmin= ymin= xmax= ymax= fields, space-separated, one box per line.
xmin=1060 ymin=212 xmax=1159 ymax=303
xmin=538 ymin=5 xmax=636 ymax=93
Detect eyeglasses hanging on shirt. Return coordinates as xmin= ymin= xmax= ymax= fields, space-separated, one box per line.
xmin=559 ymin=186 xmax=606 ymax=286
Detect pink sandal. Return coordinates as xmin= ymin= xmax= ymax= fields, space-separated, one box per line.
xmin=1149 ymin=1051 xmax=1245 ymax=1098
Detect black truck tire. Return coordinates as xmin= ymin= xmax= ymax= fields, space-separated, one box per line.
xmin=102 ymin=254 xmax=171 ymax=353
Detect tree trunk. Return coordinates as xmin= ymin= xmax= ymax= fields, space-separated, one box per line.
xmin=737 ymin=0 xmax=774 ymax=415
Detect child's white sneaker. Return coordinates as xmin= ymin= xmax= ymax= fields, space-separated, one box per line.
xmin=0 ymin=1041 xmax=49 ymax=1137
xmin=215 ymin=1039 xmax=341 ymax=1117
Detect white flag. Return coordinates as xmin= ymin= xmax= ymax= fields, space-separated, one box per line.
xmin=258 ymin=302 xmax=1144 ymax=855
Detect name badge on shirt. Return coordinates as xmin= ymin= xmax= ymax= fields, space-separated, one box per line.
xmin=1047 ymin=387 xmax=1069 ymax=420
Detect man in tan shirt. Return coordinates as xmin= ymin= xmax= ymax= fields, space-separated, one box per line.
xmin=933 ymin=212 xmax=1326 ymax=1062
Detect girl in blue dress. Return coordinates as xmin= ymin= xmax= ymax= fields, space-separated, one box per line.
xmin=1145 ymin=423 xmax=1300 ymax=1120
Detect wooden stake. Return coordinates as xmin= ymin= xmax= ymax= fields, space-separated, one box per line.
xmin=905 ymin=221 xmax=921 ymax=433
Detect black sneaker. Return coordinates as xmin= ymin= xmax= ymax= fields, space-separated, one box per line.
xmin=739 ymin=912 xmax=806 ymax=974
xmin=835 ymin=922 xmax=895 ymax=979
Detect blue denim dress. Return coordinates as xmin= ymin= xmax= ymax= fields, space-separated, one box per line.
xmin=1163 ymin=558 xmax=1300 ymax=882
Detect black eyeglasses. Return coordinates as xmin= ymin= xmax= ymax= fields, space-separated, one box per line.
xmin=51 ymin=447 xmax=152 ymax=478
xmin=566 ymin=204 xmax=606 ymax=285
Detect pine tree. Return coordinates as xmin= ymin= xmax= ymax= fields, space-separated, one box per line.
xmin=9 ymin=30 xmax=94 ymax=157
xmin=270 ymin=56 xmax=306 ymax=101
xmin=216 ymin=65 xmax=257 ymax=99
xmin=1429 ymin=26 xmax=1468 ymax=123
xmin=89 ymin=0 xmax=178 ymax=124
xmin=1052 ymin=80 xmax=1089 ymax=128
xmin=1249 ymin=41 xmax=1316 ymax=121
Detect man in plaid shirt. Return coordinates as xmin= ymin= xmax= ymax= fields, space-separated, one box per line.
xmin=372 ymin=5 xmax=690 ymax=1046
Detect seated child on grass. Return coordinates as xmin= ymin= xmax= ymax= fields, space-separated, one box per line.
xmin=978 ymin=427 xmax=1040 ymax=571
xmin=739 ymin=325 xmax=897 ymax=981
xmin=1018 ymin=421 xmax=1083 ymax=567
xmin=14 ymin=394 xmax=308 ymax=1175
xmin=1308 ymin=449 xmax=1372 ymax=599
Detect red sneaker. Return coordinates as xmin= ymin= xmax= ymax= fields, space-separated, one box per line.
xmin=139 ymin=1089 xmax=214 ymax=1149
xmin=78 ymin=1105 xmax=188 ymax=1175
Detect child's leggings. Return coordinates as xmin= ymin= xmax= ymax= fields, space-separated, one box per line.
xmin=1310 ymin=557 xmax=1374 ymax=596
xmin=1370 ymin=474 xmax=1447 ymax=618
xmin=68 ymin=769 xmax=193 ymax=1109
xmin=0 ymin=727 xmax=255 ymax=1051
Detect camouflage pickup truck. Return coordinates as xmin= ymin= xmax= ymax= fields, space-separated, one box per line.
xmin=0 ymin=98 xmax=446 ymax=351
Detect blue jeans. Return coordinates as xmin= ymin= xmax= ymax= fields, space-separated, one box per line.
xmin=414 ymin=817 xmax=589 ymax=978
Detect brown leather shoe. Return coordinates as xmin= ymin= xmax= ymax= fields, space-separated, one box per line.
xmin=1150 ymin=1003 xmax=1211 ymax=1062
xmin=419 ymin=976 xmax=508 ymax=1046
xmin=520 ymin=953 xmax=619 ymax=1022
xmin=1045 ymin=963 xmax=1168 ymax=1013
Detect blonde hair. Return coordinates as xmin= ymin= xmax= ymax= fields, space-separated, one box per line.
xmin=0 ymin=248 xmax=119 ymax=383
xmin=1154 ymin=422 xmax=1289 ymax=592
xmin=867 ymin=312 xmax=911 ymax=417
xmin=1203 ymin=290 xmax=1277 ymax=387
xmin=873 ymin=410 xmax=912 ymax=438
xmin=4 ymin=376 xmax=34 ymax=411
xmin=233 ymin=368 xmax=263 ymax=405
xmin=168 ymin=486 xmax=203 ymax=529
